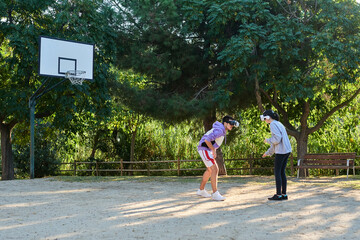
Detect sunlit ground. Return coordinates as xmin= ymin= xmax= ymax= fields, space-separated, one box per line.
xmin=1 ymin=175 xmax=360 ymax=240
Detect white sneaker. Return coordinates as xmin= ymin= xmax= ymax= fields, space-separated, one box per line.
xmin=196 ymin=189 xmax=211 ymax=198
xmin=212 ymin=191 xmax=226 ymax=201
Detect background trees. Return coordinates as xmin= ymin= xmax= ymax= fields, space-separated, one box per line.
xmin=0 ymin=0 xmax=118 ymax=180
xmin=215 ymin=0 xmax=360 ymax=159
xmin=109 ymin=0 xmax=255 ymax=128
xmin=110 ymin=0 xmax=360 ymax=171
xmin=1 ymin=0 xmax=360 ymax=180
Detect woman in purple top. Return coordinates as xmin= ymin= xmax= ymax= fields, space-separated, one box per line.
xmin=196 ymin=115 xmax=239 ymax=201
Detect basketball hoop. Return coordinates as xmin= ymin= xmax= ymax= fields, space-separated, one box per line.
xmin=65 ymin=70 xmax=86 ymax=85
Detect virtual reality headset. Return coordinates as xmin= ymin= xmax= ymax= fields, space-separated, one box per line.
xmin=227 ymin=120 xmax=239 ymax=127
xmin=260 ymin=115 xmax=271 ymax=121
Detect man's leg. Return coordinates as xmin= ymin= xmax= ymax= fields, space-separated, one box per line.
xmin=210 ymin=163 xmax=219 ymax=193
xmin=200 ymin=167 xmax=212 ymax=190
xmin=209 ymin=163 xmax=225 ymax=201
xmin=198 ymin=150 xmax=216 ymax=190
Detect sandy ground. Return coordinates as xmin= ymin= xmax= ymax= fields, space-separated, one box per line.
xmin=0 ymin=176 xmax=360 ymax=240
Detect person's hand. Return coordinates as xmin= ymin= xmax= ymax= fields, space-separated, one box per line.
xmin=212 ymin=149 xmax=217 ymax=159
xmin=262 ymin=153 xmax=267 ymax=158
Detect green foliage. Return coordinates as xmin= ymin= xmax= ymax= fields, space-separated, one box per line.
xmin=3 ymin=0 xmax=360 ymax=180
xmin=9 ymin=100 xmax=360 ymax=178
xmin=13 ymin=122 xmax=60 ymax=178
xmin=0 ymin=0 xmax=118 ymax=128
xmin=308 ymin=97 xmax=360 ymax=153
xmin=0 ymin=0 xmax=119 ymax=179
xmin=219 ymin=0 xmax=360 ymax=97
xmin=111 ymin=0 xmax=255 ymax=122
xmin=109 ymin=0 xmax=360 ymax=164
xmin=65 ymin=100 xmax=360 ymax=177
xmin=211 ymin=0 xmax=360 ymax=158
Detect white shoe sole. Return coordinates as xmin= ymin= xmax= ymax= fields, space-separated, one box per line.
xmin=197 ymin=193 xmax=211 ymax=198
xmin=212 ymin=197 xmax=226 ymax=201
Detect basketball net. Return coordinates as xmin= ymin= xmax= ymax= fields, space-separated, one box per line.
xmin=65 ymin=70 xmax=86 ymax=85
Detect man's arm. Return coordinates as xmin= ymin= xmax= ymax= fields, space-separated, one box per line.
xmin=204 ymin=139 xmax=217 ymax=159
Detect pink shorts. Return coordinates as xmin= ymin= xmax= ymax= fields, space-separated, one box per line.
xmin=198 ymin=150 xmax=215 ymax=168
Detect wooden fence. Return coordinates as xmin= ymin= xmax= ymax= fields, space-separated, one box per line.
xmin=1 ymin=155 xmax=359 ymax=177
xmin=60 ymin=155 xmax=300 ymax=176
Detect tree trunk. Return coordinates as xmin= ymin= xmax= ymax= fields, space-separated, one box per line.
xmin=202 ymin=113 xmax=216 ymax=132
xmin=90 ymin=131 xmax=100 ymax=159
xmin=216 ymin=148 xmax=227 ymax=176
xmin=254 ymin=73 xmax=265 ymax=113
xmin=296 ymin=131 xmax=309 ymax=177
xmin=1 ymin=124 xmax=15 ymax=180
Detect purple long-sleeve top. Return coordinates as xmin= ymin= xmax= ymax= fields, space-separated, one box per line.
xmin=197 ymin=121 xmax=226 ymax=151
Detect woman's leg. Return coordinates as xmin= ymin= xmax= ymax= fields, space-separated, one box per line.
xmin=274 ymin=154 xmax=283 ymax=195
xmin=280 ymin=153 xmax=290 ymax=195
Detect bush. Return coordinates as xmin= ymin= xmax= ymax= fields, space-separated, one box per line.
xmin=14 ymin=143 xmax=60 ymax=178
xmin=13 ymin=123 xmax=61 ymax=178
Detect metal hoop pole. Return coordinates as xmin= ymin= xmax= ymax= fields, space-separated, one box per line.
xmin=29 ymin=78 xmax=67 ymax=179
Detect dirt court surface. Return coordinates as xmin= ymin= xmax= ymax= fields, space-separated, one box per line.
xmin=1 ymin=175 xmax=360 ymax=240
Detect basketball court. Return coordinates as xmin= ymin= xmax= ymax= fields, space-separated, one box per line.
xmin=1 ymin=176 xmax=359 ymax=240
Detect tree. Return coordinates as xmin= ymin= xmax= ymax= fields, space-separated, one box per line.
xmin=110 ymin=0 xmax=254 ymax=122
xmin=109 ymin=0 xmax=256 ymax=174
xmin=0 ymin=0 xmax=118 ymax=180
xmin=107 ymin=70 xmax=155 ymax=173
xmin=217 ymin=0 xmax=360 ymax=162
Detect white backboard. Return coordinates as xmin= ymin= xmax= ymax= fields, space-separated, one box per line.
xmin=39 ymin=36 xmax=94 ymax=80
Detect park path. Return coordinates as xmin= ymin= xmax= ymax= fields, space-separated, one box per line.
xmin=0 ymin=176 xmax=359 ymax=240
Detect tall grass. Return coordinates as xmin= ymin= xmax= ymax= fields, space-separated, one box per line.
xmin=11 ymin=102 xmax=360 ymax=178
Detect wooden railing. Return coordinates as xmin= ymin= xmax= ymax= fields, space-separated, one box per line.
xmin=59 ymin=155 xmax=300 ymax=176
xmin=1 ymin=155 xmax=358 ymax=177
xmin=60 ymin=159 xmax=205 ymax=176
xmin=0 ymin=155 xmax=360 ymax=176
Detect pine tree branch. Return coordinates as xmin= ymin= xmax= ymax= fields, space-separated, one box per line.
xmin=109 ymin=0 xmax=143 ymax=33
xmin=35 ymin=111 xmax=53 ymax=119
xmin=193 ymin=84 xmax=209 ymax=100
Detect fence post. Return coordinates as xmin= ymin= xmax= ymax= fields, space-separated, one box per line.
xmin=250 ymin=157 xmax=254 ymax=175
xmin=120 ymin=159 xmax=123 ymax=176
xmin=177 ymin=158 xmax=180 ymax=176
xmin=74 ymin=160 xmax=77 ymax=176
xmin=147 ymin=159 xmax=150 ymax=176
xmin=96 ymin=161 xmax=99 ymax=176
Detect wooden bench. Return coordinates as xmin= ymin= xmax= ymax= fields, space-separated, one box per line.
xmin=297 ymin=152 xmax=356 ymax=179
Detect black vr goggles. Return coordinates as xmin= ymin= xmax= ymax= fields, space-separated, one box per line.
xmin=226 ymin=120 xmax=239 ymax=127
